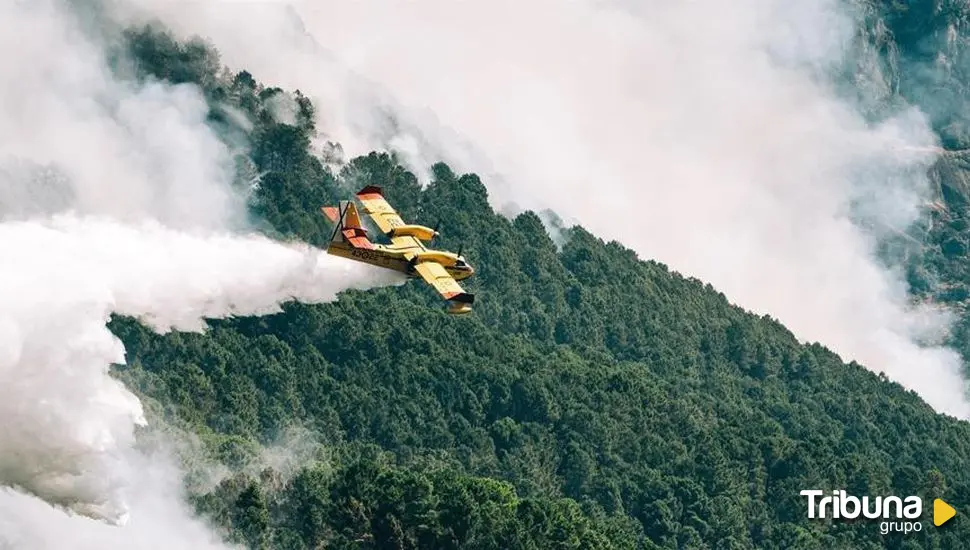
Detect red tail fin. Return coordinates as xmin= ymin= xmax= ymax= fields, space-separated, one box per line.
xmin=322 ymin=202 xmax=374 ymax=249
xmin=342 ymin=202 xmax=366 ymax=230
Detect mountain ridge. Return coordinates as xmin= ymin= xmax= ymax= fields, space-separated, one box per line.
xmin=100 ymin=11 xmax=970 ymax=550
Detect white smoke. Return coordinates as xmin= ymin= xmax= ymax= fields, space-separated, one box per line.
xmin=0 ymin=448 xmax=233 ymax=550
xmin=0 ymin=1 xmax=402 ymax=547
xmin=0 ymin=4 xmax=243 ymax=230
xmin=116 ymin=0 xmax=970 ymax=416
xmin=0 ymin=216 xmax=402 ymax=538
xmin=264 ymin=91 xmax=300 ymax=126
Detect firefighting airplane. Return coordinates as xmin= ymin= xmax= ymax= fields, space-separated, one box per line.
xmin=321 ymin=185 xmax=476 ymax=314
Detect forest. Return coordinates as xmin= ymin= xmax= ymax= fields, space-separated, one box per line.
xmin=104 ymin=4 xmax=970 ymax=549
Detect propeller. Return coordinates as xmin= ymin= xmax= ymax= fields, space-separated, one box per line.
xmin=430 ymin=220 xmax=441 ymax=244
xmin=456 ymin=242 xmax=464 ymax=259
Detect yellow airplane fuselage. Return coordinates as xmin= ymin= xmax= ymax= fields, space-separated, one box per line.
xmin=326 ymin=240 xmax=475 ymax=281
xmin=321 ymin=186 xmax=476 ymax=315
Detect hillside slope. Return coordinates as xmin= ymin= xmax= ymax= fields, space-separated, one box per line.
xmin=861 ymin=0 xmax=970 ymax=365
xmin=106 ymin=22 xmax=970 ymax=550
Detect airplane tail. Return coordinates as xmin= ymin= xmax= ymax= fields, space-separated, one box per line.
xmin=321 ymin=201 xmax=374 ymax=249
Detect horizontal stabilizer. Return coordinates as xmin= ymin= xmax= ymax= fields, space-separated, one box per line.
xmin=321 ymin=206 xmax=340 ymax=222
xmin=341 ymin=229 xmax=374 ymax=249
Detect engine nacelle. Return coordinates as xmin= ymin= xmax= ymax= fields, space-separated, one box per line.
xmin=413 ymin=251 xmax=458 ymax=265
xmin=388 ymin=224 xmax=439 ymax=241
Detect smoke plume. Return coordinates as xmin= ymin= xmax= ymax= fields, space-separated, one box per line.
xmin=0 ymin=1 xmax=400 ymax=547
xmin=119 ymin=0 xmax=970 ymax=417
xmin=0 ymin=216 xmax=400 ymax=544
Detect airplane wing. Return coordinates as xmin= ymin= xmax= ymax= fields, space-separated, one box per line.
xmin=355 ymin=185 xmax=402 ymax=232
xmin=413 ymin=261 xmax=475 ymax=308
xmin=355 ymin=186 xmax=423 ymax=249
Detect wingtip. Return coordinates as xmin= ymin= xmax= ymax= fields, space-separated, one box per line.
xmin=357 ymin=185 xmax=383 ymax=196
xmin=445 ymin=292 xmax=475 ymax=304
xmin=446 ymin=302 xmax=474 ymax=315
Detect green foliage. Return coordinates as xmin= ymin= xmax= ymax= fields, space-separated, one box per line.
xmin=112 ymin=15 xmax=970 ymax=550
xmin=188 ymin=448 xmax=634 ymax=549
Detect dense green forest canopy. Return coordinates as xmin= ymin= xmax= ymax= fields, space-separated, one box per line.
xmin=105 ymin=6 xmax=970 ymax=548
